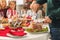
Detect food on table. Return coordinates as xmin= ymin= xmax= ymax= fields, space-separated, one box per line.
xmin=26 ymin=22 xmax=30 ymax=27
xmin=41 ymin=27 xmax=48 ymax=32
xmin=20 ymin=19 xmax=31 ymax=27
xmin=26 ymin=22 xmax=48 ymax=33
xmin=20 ymin=21 xmax=30 ymax=27
xmin=2 ymin=18 xmax=8 ymax=24
xmin=0 ymin=18 xmax=10 ymax=27
xmin=2 ymin=24 xmax=10 ymax=27
xmin=26 ymin=16 xmax=32 ymax=19
xmin=32 ymin=22 xmax=42 ymax=30
xmin=10 ymin=19 xmax=22 ymax=28
xmin=12 ymin=16 xmax=18 ymax=21
xmin=26 ymin=27 xmax=48 ymax=33
xmin=20 ymin=20 xmax=27 ymax=27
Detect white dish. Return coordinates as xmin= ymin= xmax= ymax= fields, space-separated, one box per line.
xmin=7 ymin=33 xmax=26 ymax=38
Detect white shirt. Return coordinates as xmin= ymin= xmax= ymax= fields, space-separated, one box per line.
xmin=27 ymin=10 xmax=42 ymax=19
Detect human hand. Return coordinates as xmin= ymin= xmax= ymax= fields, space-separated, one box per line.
xmin=43 ymin=16 xmax=52 ymax=23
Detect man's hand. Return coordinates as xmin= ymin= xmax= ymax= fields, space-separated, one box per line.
xmin=44 ymin=16 xmax=52 ymax=23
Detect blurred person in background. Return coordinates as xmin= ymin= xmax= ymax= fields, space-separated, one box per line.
xmin=27 ymin=3 xmax=42 ymax=20
xmin=24 ymin=0 xmax=34 ymax=9
xmin=1 ymin=0 xmax=8 ymax=18
xmin=7 ymin=1 xmax=18 ymax=19
xmin=0 ymin=3 xmax=4 ymax=18
xmin=42 ymin=3 xmax=47 ymax=18
xmin=21 ymin=3 xmax=30 ymax=14
xmin=31 ymin=0 xmax=60 ymax=40
xmin=42 ymin=3 xmax=47 ymax=14
xmin=20 ymin=5 xmax=28 ymax=18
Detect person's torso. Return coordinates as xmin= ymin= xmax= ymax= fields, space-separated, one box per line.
xmin=7 ymin=8 xmax=17 ymax=16
xmin=47 ymin=0 xmax=60 ymax=15
xmin=47 ymin=0 xmax=60 ymax=28
xmin=2 ymin=8 xmax=8 ymax=18
xmin=27 ymin=10 xmax=42 ymax=19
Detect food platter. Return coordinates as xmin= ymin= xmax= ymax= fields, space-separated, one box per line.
xmin=26 ymin=27 xmax=48 ymax=34
xmin=0 ymin=18 xmax=50 ymax=37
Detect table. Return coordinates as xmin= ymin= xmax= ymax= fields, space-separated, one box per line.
xmin=0 ymin=24 xmax=50 ymax=40
xmin=0 ymin=33 xmax=49 ymax=40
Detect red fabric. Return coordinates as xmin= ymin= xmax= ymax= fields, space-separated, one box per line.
xmin=10 ymin=31 xmax=26 ymax=36
xmin=0 ymin=26 xmax=11 ymax=36
xmin=7 ymin=8 xmax=16 ymax=16
xmin=16 ymin=27 xmax=25 ymax=31
xmin=0 ymin=26 xmax=26 ymax=37
xmin=10 ymin=27 xmax=26 ymax=36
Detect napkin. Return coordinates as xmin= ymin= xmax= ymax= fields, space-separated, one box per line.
xmin=10 ymin=27 xmax=26 ymax=36
xmin=0 ymin=26 xmax=26 ymax=37
xmin=10 ymin=31 xmax=26 ymax=36
xmin=0 ymin=26 xmax=11 ymax=36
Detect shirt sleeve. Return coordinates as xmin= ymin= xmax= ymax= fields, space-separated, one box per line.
xmin=36 ymin=0 xmax=47 ymax=5
xmin=49 ymin=8 xmax=60 ymax=21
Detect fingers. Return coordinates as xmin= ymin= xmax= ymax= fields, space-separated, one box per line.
xmin=43 ymin=16 xmax=52 ymax=23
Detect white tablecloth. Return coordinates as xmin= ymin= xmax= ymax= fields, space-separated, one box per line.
xmin=0 ymin=33 xmax=49 ymax=40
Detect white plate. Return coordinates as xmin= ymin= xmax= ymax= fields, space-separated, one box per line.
xmin=27 ymin=31 xmax=48 ymax=34
xmin=7 ymin=33 xmax=26 ymax=38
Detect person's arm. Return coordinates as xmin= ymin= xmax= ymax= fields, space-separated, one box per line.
xmin=49 ymin=8 xmax=60 ymax=21
xmin=30 ymin=0 xmax=47 ymax=8
xmin=44 ymin=8 xmax=60 ymax=23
